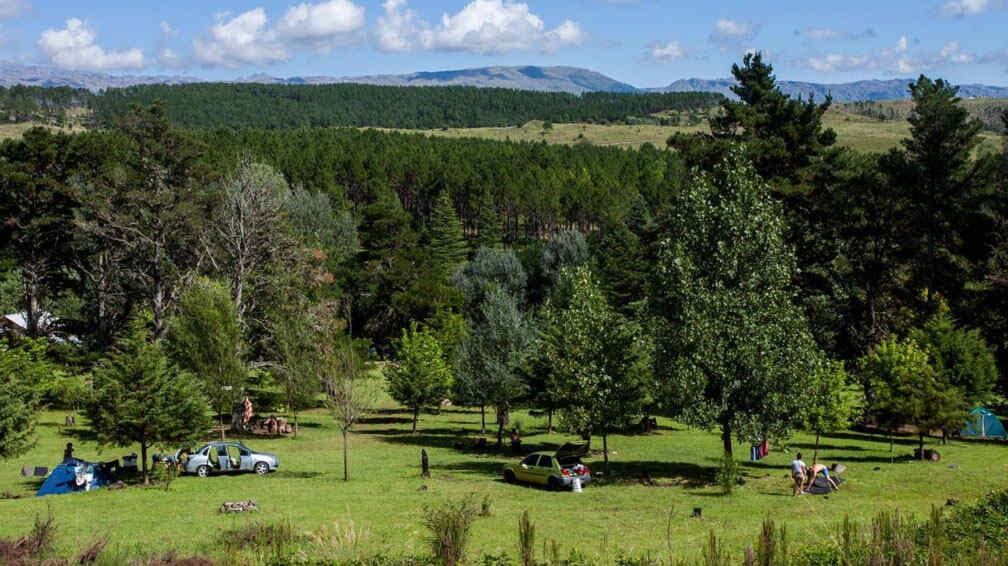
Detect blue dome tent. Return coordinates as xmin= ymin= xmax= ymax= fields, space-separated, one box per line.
xmin=960 ymin=408 xmax=1007 ymax=440
xmin=36 ymin=458 xmax=111 ymax=497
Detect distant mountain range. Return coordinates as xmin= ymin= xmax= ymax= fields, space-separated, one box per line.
xmin=648 ymin=78 xmax=1008 ymax=101
xmin=2 ymin=62 xmax=1007 ymax=102
xmin=238 ymin=65 xmax=639 ymax=94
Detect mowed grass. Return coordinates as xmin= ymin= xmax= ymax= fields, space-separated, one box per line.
xmin=1 ymin=396 xmax=1007 ymax=562
xmin=389 ymin=109 xmax=1005 ymax=155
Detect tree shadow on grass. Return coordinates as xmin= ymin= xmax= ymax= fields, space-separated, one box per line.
xmin=274 ymin=470 xmax=325 ymax=480
xmin=826 ymin=430 xmax=918 ymax=446
xmin=598 ymin=460 xmax=716 ymax=489
xmin=359 ymin=416 xmax=413 ymax=425
xmin=787 ymin=442 xmax=867 ymax=452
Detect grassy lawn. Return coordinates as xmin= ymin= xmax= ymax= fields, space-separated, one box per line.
xmin=1 ymin=398 xmax=1006 ymax=562
xmin=389 ymin=109 xmax=1004 ymax=155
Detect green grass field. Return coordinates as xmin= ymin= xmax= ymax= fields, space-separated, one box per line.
xmin=391 ymin=108 xmax=1004 ymax=154
xmin=2 ymin=395 xmax=1006 ymax=563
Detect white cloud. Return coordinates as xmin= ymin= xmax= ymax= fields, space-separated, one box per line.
xmin=38 ymin=18 xmax=144 ymax=71
xmin=648 ymin=40 xmax=688 ymax=62
xmin=374 ymin=0 xmax=423 ymax=52
xmin=805 ymin=54 xmax=870 ymax=72
xmin=416 ymin=0 xmax=583 ymax=54
xmin=940 ymin=0 xmax=1003 ymax=16
xmin=801 ymin=27 xmax=875 ymax=41
xmin=0 ymin=0 xmax=26 ymax=19
xmin=157 ymin=47 xmax=184 ymax=68
xmin=276 ymin=0 xmax=365 ymax=49
xmin=160 ymin=21 xmax=178 ymax=39
xmin=193 ymin=8 xmax=288 ymax=67
xmin=542 ymin=20 xmax=585 ymax=53
xmin=801 ymin=36 xmax=978 ymax=75
xmin=710 ymin=18 xmax=758 ymax=47
xmin=938 ymin=41 xmax=974 ymax=63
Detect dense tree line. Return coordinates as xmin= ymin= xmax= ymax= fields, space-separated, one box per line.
xmin=91 ymin=83 xmax=722 ymax=129
xmin=0 ymin=53 xmax=1006 ymax=482
xmin=0 ymin=85 xmax=91 ymax=124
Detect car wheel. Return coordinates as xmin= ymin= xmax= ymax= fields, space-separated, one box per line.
xmin=196 ymin=465 xmax=210 ymax=478
xmin=254 ymin=461 xmax=270 ymax=475
xmin=547 ymin=476 xmax=561 ymax=491
xmin=504 ymin=470 xmax=516 ymax=484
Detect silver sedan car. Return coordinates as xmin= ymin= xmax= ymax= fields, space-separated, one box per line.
xmin=180 ymin=441 xmax=279 ymax=477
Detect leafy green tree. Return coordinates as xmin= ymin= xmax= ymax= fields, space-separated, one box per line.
xmin=651 ymin=148 xmax=824 ymax=464
xmin=79 ymin=103 xmax=206 ymax=339
xmin=862 ymin=338 xmax=966 ymax=460
xmin=457 ymin=287 xmax=535 ymax=444
xmin=540 ymin=266 xmax=648 ymax=475
xmin=87 ymin=315 xmax=211 ymax=484
xmin=803 ymin=361 xmax=860 ymax=464
xmin=889 ymin=76 xmax=991 ymax=310
xmin=710 ymin=52 xmax=836 ymax=187
xmin=166 ymin=278 xmax=246 ymax=440
xmin=453 ymin=247 xmax=528 ymax=315
xmin=540 ymin=229 xmax=589 ymax=286
xmin=266 ymin=300 xmax=322 ymax=438
xmin=826 ymin=152 xmax=911 ymax=358
xmin=910 ymin=312 xmax=998 ymax=407
xmin=315 ymin=306 xmax=379 ymax=481
xmin=427 ymin=191 xmax=469 ymax=275
xmin=0 ymin=128 xmax=80 ymax=337
xmin=589 ymin=218 xmax=649 ymax=314
xmin=0 ymin=341 xmax=48 ymax=459
xmin=472 ymin=191 xmax=503 ymax=250
xmin=386 ymin=322 xmax=453 ymax=432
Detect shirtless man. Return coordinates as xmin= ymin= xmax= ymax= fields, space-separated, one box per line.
xmin=806 ymin=462 xmax=840 ymax=492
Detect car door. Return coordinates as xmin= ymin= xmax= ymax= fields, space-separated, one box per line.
xmin=238 ymin=445 xmax=253 ymax=471
xmin=517 ymin=454 xmax=538 ymax=482
xmin=535 ymin=455 xmax=555 ymax=484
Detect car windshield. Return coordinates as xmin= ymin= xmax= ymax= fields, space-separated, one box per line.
xmin=521 ymin=455 xmax=539 ymax=466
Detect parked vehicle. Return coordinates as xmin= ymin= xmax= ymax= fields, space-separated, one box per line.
xmin=176 ymin=442 xmax=279 ymax=477
xmin=501 ymin=443 xmax=591 ymax=490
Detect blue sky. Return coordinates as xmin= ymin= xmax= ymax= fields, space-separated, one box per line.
xmin=3 ymin=0 xmax=1007 ymax=86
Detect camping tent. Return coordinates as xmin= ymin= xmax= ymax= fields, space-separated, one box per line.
xmin=960 ymin=407 xmax=1007 ymax=439
xmin=36 ymin=458 xmax=111 ymax=497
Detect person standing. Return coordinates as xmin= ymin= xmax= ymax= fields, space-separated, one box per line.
xmin=790 ymin=452 xmax=807 ymax=496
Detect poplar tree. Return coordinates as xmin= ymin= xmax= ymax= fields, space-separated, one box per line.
xmin=652 ymin=148 xmax=823 ymax=464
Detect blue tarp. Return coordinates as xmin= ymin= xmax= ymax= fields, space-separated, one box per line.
xmin=960 ymin=407 xmax=1007 ymax=439
xmin=36 ymin=458 xmax=111 ymax=497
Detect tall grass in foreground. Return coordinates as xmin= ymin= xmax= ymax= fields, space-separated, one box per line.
xmin=6 ymin=489 xmax=1008 ymax=565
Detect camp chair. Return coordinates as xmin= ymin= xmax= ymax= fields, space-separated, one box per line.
xmin=34 ymin=467 xmax=49 ymax=477
xmin=21 ymin=465 xmax=33 ymax=477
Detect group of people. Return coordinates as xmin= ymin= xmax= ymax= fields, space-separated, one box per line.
xmin=790 ymin=452 xmax=840 ymax=495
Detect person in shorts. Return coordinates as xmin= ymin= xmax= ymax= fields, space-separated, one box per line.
xmin=790 ymin=452 xmax=807 ymax=496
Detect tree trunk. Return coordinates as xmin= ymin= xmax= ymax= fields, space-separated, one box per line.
xmin=547 ymin=409 xmax=553 ymax=434
xmin=141 ymin=442 xmax=150 ymax=486
xmin=342 ymin=428 xmax=349 ymax=481
xmin=480 ymin=405 xmax=486 ymax=435
xmin=412 ymin=407 xmax=419 ymax=433
xmin=293 ymin=410 xmax=298 ymax=439
xmin=813 ymin=432 xmax=821 ymax=466
xmin=919 ymin=433 xmax=925 ymax=460
xmin=721 ymin=423 xmax=733 ymax=459
xmin=219 ymin=412 xmax=225 ymax=441
xmin=602 ymin=433 xmax=610 ymax=477
xmin=889 ymin=432 xmax=894 ymax=464
xmin=496 ymin=405 xmax=508 ymax=447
